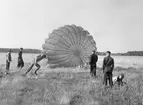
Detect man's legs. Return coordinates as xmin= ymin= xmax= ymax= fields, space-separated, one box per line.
xmin=103 ymin=72 xmax=108 ymax=85
xmin=18 ymin=59 xmax=24 ymax=68
xmin=109 ymin=72 xmax=113 ymax=87
xmin=90 ymin=65 xmax=93 ymax=76
xmin=17 ymin=58 xmax=21 ymax=68
xmin=90 ymin=65 xmax=94 ymax=77
xmin=35 ymin=63 xmax=41 ymax=75
xmin=92 ymin=65 xmax=96 ymax=77
xmin=25 ymin=63 xmax=34 ymax=75
xmin=6 ymin=60 xmax=10 ymax=74
xmin=20 ymin=59 xmax=24 ymax=68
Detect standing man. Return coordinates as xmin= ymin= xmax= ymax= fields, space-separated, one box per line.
xmin=89 ymin=50 xmax=98 ymax=77
xmin=17 ymin=48 xmax=24 ymax=68
xmin=102 ymin=51 xmax=114 ymax=87
xmin=25 ymin=54 xmax=46 ymax=75
xmin=6 ymin=50 xmax=12 ymax=74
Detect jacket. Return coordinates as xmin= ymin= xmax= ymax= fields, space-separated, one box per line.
xmin=89 ymin=53 xmax=98 ymax=65
xmin=102 ymin=56 xmax=114 ymax=73
xmin=6 ymin=52 xmax=12 ymax=62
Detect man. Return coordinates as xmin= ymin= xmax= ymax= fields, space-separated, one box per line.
xmin=102 ymin=51 xmax=114 ymax=87
xmin=113 ymin=73 xmax=126 ymax=87
xmin=25 ymin=54 xmax=46 ymax=75
xmin=89 ymin=50 xmax=98 ymax=77
xmin=6 ymin=50 xmax=12 ymax=74
xmin=17 ymin=48 xmax=24 ymax=68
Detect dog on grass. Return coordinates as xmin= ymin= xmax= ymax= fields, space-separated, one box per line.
xmin=112 ymin=73 xmax=126 ymax=86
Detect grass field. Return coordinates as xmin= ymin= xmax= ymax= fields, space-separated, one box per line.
xmin=0 ymin=67 xmax=142 ymax=105
xmin=0 ymin=53 xmax=143 ymax=105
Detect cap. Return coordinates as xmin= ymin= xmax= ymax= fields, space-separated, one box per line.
xmin=106 ymin=51 xmax=111 ymax=54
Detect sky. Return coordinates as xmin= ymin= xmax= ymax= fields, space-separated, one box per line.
xmin=0 ymin=0 xmax=143 ymax=53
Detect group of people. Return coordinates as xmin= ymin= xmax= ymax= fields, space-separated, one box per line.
xmin=6 ymin=48 xmax=24 ymax=74
xmin=89 ymin=50 xmax=114 ymax=87
xmin=5 ymin=48 xmax=121 ymax=87
xmin=5 ymin=48 xmax=46 ymax=75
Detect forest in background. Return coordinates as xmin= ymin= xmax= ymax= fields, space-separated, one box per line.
xmin=0 ymin=48 xmax=143 ymax=56
xmin=0 ymin=48 xmax=41 ymax=53
xmin=97 ymin=51 xmax=143 ymax=56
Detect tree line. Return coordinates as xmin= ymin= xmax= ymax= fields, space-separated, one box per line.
xmin=0 ymin=48 xmax=142 ymax=56
xmin=97 ymin=51 xmax=143 ymax=56
xmin=0 ymin=48 xmax=41 ymax=53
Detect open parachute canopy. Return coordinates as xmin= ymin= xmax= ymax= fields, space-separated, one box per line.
xmin=42 ymin=25 xmax=97 ymax=68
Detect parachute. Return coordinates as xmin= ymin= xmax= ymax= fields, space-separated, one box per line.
xmin=42 ymin=25 xmax=97 ymax=68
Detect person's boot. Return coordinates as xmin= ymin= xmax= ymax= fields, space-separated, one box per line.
xmin=35 ymin=72 xmax=38 ymax=75
xmin=34 ymin=70 xmax=38 ymax=75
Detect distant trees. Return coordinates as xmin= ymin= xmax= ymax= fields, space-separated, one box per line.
xmin=0 ymin=48 xmax=143 ymax=56
xmin=97 ymin=51 xmax=143 ymax=56
xmin=96 ymin=52 xmax=106 ymax=55
xmin=0 ymin=48 xmax=41 ymax=53
xmin=127 ymin=51 xmax=143 ymax=56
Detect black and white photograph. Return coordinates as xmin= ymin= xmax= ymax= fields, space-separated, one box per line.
xmin=0 ymin=0 xmax=143 ymax=105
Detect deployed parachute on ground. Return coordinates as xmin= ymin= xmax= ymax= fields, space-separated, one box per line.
xmin=42 ymin=25 xmax=97 ymax=68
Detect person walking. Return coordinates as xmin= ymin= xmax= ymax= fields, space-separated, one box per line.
xmin=17 ymin=48 xmax=24 ymax=68
xmin=102 ymin=51 xmax=114 ymax=88
xmin=25 ymin=54 xmax=46 ymax=75
xmin=89 ymin=50 xmax=98 ymax=77
xmin=5 ymin=50 xmax=12 ymax=74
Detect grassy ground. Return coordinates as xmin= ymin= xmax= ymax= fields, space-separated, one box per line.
xmin=0 ymin=67 xmax=142 ymax=105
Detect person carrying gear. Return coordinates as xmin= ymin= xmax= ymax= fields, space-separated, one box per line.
xmin=25 ymin=54 xmax=46 ymax=75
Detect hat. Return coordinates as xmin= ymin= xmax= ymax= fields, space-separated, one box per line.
xmin=93 ymin=50 xmax=96 ymax=53
xmin=106 ymin=51 xmax=111 ymax=54
xmin=20 ymin=47 xmax=23 ymax=50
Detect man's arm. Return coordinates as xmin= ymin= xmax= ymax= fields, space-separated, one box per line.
xmin=6 ymin=53 xmax=8 ymax=61
xmin=6 ymin=53 xmax=11 ymax=62
xmin=9 ymin=53 xmax=12 ymax=62
xmin=96 ymin=55 xmax=98 ymax=63
xmin=89 ymin=55 xmax=92 ymax=65
xmin=18 ymin=52 xmax=20 ymax=58
xmin=36 ymin=55 xmax=47 ymax=63
xmin=111 ymin=58 xmax=114 ymax=71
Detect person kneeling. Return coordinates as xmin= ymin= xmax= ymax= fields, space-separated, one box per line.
xmin=25 ymin=54 xmax=46 ymax=75
xmin=113 ymin=73 xmax=126 ymax=87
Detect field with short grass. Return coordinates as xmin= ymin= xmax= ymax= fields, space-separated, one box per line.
xmin=0 ymin=67 xmax=142 ymax=105
xmin=0 ymin=53 xmax=143 ymax=105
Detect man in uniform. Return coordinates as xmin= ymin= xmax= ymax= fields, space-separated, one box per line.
xmin=5 ymin=50 xmax=12 ymax=74
xmin=102 ymin=51 xmax=114 ymax=87
xmin=89 ymin=50 xmax=98 ymax=77
xmin=25 ymin=54 xmax=46 ymax=75
xmin=17 ymin=48 xmax=24 ymax=68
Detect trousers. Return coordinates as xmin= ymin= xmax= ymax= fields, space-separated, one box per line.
xmin=6 ymin=60 xmax=10 ymax=71
xmin=17 ymin=58 xmax=24 ymax=68
xmin=90 ymin=64 xmax=96 ymax=77
xmin=25 ymin=62 xmax=41 ymax=75
xmin=103 ymin=71 xmax=113 ymax=86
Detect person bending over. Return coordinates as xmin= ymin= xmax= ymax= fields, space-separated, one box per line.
xmin=25 ymin=54 xmax=46 ymax=75
xmin=113 ymin=73 xmax=126 ymax=87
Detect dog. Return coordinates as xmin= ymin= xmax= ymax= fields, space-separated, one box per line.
xmin=112 ymin=73 xmax=126 ymax=86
